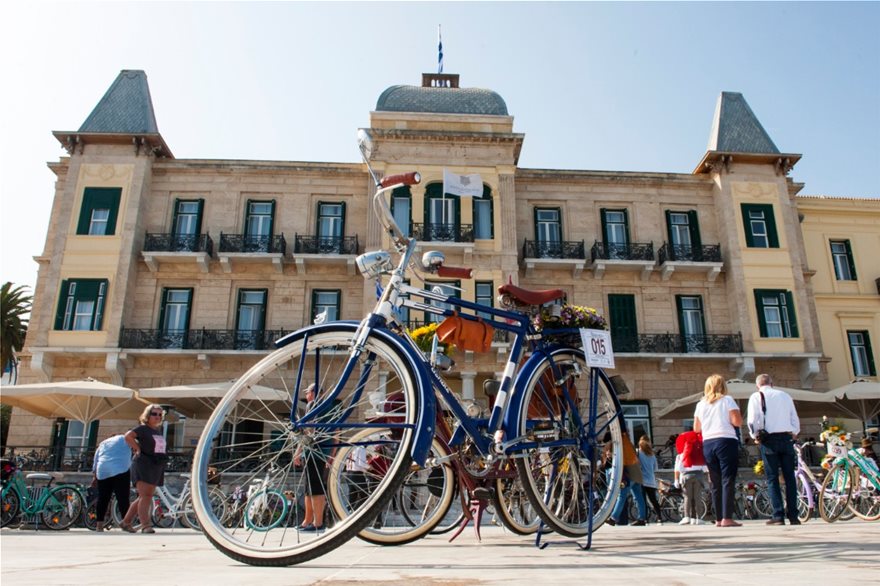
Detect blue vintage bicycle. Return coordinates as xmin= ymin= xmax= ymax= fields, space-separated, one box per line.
xmin=191 ymin=131 xmax=625 ymax=566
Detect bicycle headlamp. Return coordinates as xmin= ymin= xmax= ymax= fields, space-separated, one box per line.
xmin=356 ymin=250 xmax=392 ymax=279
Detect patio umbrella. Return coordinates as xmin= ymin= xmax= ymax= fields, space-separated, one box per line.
xmin=136 ymin=380 xmax=290 ymax=420
xmin=0 ymin=377 xmax=149 ymax=424
xmin=825 ymin=379 xmax=880 ymax=426
xmin=656 ymin=378 xmax=838 ymax=420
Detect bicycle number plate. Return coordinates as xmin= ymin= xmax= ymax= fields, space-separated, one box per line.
xmin=580 ymin=328 xmax=615 ymax=369
xmin=826 ymin=442 xmax=847 ymax=458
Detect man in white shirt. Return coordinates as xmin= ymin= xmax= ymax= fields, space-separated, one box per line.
xmin=746 ymin=373 xmax=801 ymax=526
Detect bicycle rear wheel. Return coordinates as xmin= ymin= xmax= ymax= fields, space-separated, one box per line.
xmin=184 ymin=487 xmax=227 ymax=531
xmin=191 ymin=326 xmax=421 ymax=566
xmin=493 ymin=473 xmax=540 ymax=535
xmin=795 ymin=474 xmax=813 ymax=523
xmin=846 ymin=469 xmax=880 ymax=522
xmin=41 ymin=486 xmax=84 ymax=530
xmin=818 ymin=464 xmax=852 ymax=522
xmin=1 ymin=489 xmax=21 ymax=528
xmin=343 ymin=434 xmax=454 ymax=545
xmin=515 ymin=350 xmax=623 ymax=537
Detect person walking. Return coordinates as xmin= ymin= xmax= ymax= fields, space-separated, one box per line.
xmin=695 ymin=374 xmax=743 ymax=527
xmin=674 ymin=430 xmax=708 ymax=525
xmin=120 ymin=404 xmax=169 ymax=533
xmin=606 ymin=434 xmax=647 ymax=526
xmin=91 ymin=434 xmax=133 ymax=531
xmin=747 ymin=373 xmax=801 ymax=526
xmin=637 ymin=435 xmax=663 ymax=524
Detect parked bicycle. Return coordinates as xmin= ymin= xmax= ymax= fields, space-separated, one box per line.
xmin=819 ymin=434 xmax=880 ymax=522
xmin=190 ymin=131 xmax=626 ymax=566
xmin=1 ymin=458 xmax=84 ymax=530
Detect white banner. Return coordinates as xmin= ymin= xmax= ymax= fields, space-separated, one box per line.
xmin=443 ymin=169 xmax=483 ymax=198
xmin=580 ymin=328 xmax=615 ymax=369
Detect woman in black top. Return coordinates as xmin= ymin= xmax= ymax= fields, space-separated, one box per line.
xmin=120 ymin=404 xmax=168 ymax=533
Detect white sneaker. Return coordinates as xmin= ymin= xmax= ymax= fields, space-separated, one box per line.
xmin=656 ymin=520 xmax=663 ymax=526
xmin=692 ymin=519 xmax=707 ymax=525
xmin=678 ymin=517 xmax=691 ymax=525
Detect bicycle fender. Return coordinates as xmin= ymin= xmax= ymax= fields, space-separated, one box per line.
xmin=273 ymin=321 xmax=436 ymax=467
xmin=502 ymin=345 xmax=624 ymax=436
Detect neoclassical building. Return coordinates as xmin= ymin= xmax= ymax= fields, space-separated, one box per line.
xmin=9 ymin=69 xmax=876 ymax=459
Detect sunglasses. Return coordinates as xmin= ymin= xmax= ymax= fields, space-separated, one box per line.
xmin=149 ymin=412 xmax=163 ymax=417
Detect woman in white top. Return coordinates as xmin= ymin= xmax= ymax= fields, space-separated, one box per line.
xmin=694 ymin=374 xmax=742 ymax=527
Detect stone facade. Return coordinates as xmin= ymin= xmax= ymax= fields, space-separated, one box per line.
xmin=10 ymin=70 xmax=874 ymax=457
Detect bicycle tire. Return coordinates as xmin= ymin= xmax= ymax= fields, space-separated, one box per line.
xmin=753 ymin=486 xmax=773 ymax=519
xmin=111 ymin=489 xmax=136 ymax=526
xmin=493 ymin=473 xmax=540 ymax=535
xmin=191 ymin=326 xmax=421 ymax=566
xmin=83 ymin=498 xmax=99 ymax=531
xmin=660 ymin=493 xmax=682 ymax=522
xmin=151 ymin=497 xmax=176 ymax=529
xmin=515 ymin=350 xmax=623 ymax=537
xmin=846 ymin=468 xmax=880 ymax=522
xmin=184 ymin=487 xmax=227 ymax=531
xmin=41 ymin=486 xmax=84 ymax=530
xmin=347 ymin=435 xmax=455 ymax=545
xmin=1 ymin=488 xmax=21 ymax=528
xmin=795 ymin=474 xmax=812 ymax=524
xmin=429 ymin=490 xmax=465 ymax=535
xmin=818 ymin=464 xmax=852 ymax=522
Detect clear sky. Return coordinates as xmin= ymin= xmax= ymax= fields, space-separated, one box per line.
xmin=1 ymin=1 xmax=878 ymax=293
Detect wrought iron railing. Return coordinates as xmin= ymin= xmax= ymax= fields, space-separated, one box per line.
xmin=1 ymin=446 xmax=197 ymax=473
xmin=658 ymin=242 xmax=722 ymax=263
xmin=591 ymin=241 xmax=654 ymax=262
xmin=411 ymin=223 xmax=475 ymax=243
xmin=610 ymin=333 xmax=743 ymax=354
xmin=143 ymin=233 xmax=213 ymax=255
xmin=405 ymin=319 xmax=509 ymax=343
xmin=293 ymin=235 xmax=359 ymax=255
xmin=118 ymin=328 xmax=293 ymax=350
xmin=522 ymin=239 xmax=586 ymax=260
xmin=218 ymin=233 xmax=287 ymax=254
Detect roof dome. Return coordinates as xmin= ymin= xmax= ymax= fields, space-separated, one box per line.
xmin=376 ymin=74 xmax=508 ymax=116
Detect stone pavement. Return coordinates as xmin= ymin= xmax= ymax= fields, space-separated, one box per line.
xmin=2 ymin=520 xmax=878 ymax=585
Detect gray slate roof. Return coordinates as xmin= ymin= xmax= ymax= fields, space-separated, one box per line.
xmin=376 ymin=85 xmax=508 ymax=116
xmin=707 ymin=92 xmax=779 ymax=154
xmin=78 ymin=70 xmax=160 ymax=134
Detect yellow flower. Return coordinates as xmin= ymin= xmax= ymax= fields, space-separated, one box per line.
xmin=753 ymin=460 xmax=764 ymax=475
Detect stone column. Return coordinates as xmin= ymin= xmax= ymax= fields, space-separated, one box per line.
xmin=460 ymin=371 xmax=476 ymax=401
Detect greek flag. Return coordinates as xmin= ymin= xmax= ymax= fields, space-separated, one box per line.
xmin=438 ymin=25 xmax=444 ymax=74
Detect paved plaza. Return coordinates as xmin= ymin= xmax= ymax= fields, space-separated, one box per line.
xmin=1 ymin=520 xmax=878 ymax=585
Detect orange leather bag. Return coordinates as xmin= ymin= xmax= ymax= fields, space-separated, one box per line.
xmin=435 ymin=313 xmax=494 ymax=353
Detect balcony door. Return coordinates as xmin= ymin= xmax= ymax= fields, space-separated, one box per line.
xmin=391 ymin=187 xmax=411 ymax=237
xmin=676 ymin=295 xmax=707 ymax=352
xmin=317 ymin=202 xmax=345 ymax=253
xmin=425 ymin=184 xmax=460 ymax=241
xmin=159 ymin=288 xmax=193 ymax=349
xmin=244 ymin=200 xmax=275 ymax=252
xmin=235 ymin=289 xmax=267 ymax=350
xmin=665 ymin=211 xmax=701 ymax=261
xmin=172 ymin=199 xmax=204 ymax=251
xmin=534 ymin=207 xmax=562 ymax=258
xmin=601 ymin=209 xmax=630 ymax=259
xmin=608 ymin=294 xmax=638 ymax=352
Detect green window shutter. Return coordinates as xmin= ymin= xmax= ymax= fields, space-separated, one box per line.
xmin=269 ymin=200 xmax=277 ymax=236
xmin=688 ymin=210 xmax=702 ymax=248
xmin=245 ymin=199 xmax=254 ymax=236
xmin=664 ymin=210 xmax=675 ymax=248
xmin=172 ymin=198 xmax=182 ymax=232
xmin=77 ymin=188 xmax=121 ymax=235
xmin=844 ymin=240 xmax=858 ymax=279
xmin=784 ymin=290 xmax=799 ymax=337
xmin=754 ymin=289 xmax=769 ymax=337
xmin=765 ymin=205 xmax=779 ymax=248
xmin=865 ymin=333 xmax=877 ymax=376
xmin=484 ymin=184 xmax=494 ymax=238
xmin=741 ymin=204 xmax=755 ymax=247
xmin=86 ymin=421 xmax=100 ymax=450
xmin=675 ymin=295 xmax=686 ymax=336
xmin=600 ymin=209 xmax=608 ymax=244
xmin=608 ymin=294 xmax=637 ymax=351
xmin=55 ymin=279 xmax=70 ymax=330
xmin=195 ymin=199 xmax=205 ymax=236
xmin=622 ymin=209 xmax=631 ymax=244
xmin=339 ymin=201 xmax=346 ymax=238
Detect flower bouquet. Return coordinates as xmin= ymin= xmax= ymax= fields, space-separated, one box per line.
xmin=532 ymin=304 xmax=607 ymax=346
xmin=409 ymin=322 xmax=449 ymax=353
xmin=819 ymin=415 xmax=851 ymax=462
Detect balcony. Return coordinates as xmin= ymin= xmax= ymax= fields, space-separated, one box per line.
xmin=217 ymin=233 xmax=287 ymax=273
xmin=142 ymin=233 xmax=213 ymax=273
xmin=590 ymin=241 xmax=655 ymax=280
xmin=291 ymin=235 xmax=360 ymax=275
xmin=611 ymin=333 xmax=743 ymax=371
xmin=658 ymin=243 xmax=724 ymax=282
xmin=119 ymin=328 xmax=294 ymax=352
xmin=522 ymin=239 xmax=587 ymax=277
xmin=410 ymin=223 xmax=475 ymax=262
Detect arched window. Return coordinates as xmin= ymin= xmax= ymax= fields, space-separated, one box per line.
xmin=424 ymin=183 xmax=460 ymax=241
xmin=473 ymin=184 xmax=493 ymax=239
xmin=390 ymin=186 xmax=412 ymax=237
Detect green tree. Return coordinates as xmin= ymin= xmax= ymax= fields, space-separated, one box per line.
xmin=1 ymin=282 xmax=31 ymax=449
xmin=2 ymin=281 xmax=32 ymax=382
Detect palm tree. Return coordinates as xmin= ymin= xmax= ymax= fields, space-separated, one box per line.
xmin=1 ymin=281 xmax=32 ymax=383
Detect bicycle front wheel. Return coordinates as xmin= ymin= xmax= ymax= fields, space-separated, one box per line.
xmin=515 ymin=351 xmax=623 ymax=537
xmin=1 ymin=488 xmax=21 ymax=528
xmin=41 ymin=486 xmax=84 ymax=530
xmin=192 ymin=326 xmax=421 ymax=566
xmin=818 ymin=464 xmax=852 ymax=522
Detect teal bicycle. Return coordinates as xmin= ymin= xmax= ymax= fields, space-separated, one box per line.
xmin=1 ymin=458 xmax=85 ymax=529
xmin=818 ymin=435 xmax=880 ymax=522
